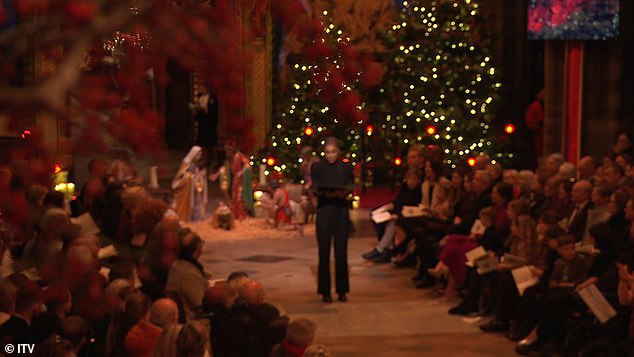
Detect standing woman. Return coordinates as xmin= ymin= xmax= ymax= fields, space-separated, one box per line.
xmin=311 ymin=137 xmax=353 ymax=303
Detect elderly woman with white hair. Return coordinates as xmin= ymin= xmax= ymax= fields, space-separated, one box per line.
xmin=172 ymin=146 xmax=208 ymax=222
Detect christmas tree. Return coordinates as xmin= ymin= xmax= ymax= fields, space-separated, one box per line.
xmin=258 ymin=10 xmax=367 ymax=182
xmin=379 ymin=0 xmax=511 ymax=168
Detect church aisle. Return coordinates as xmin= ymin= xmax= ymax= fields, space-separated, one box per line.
xmin=196 ymin=209 xmax=516 ymax=356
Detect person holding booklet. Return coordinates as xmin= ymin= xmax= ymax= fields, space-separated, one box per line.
xmin=514 ymin=235 xmax=590 ymax=355
xmin=363 ymin=169 xmax=422 ymax=263
xmin=478 ymin=199 xmax=549 ymax=333
xmin=390 ymin=160 xmax=449 ymax=266
xmin=311 ymin=137 xmax=354 ymax=303
xmin=428 ymin=183 xmax=512 ymax=298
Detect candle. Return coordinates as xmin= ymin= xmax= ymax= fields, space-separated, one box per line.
xmin=148 ymin=166 xmax=159 ymax=189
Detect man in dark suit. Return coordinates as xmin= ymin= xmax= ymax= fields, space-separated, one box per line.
xmin=565 ymin=180 xmax=593 ymax=242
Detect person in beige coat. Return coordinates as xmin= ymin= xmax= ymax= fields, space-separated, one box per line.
xmin=165 ymin=232 xmax=208 ymax=320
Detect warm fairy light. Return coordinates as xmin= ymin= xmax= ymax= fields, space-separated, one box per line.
xmin=394 ymin=157 xmax=403 ymax=166
xmin=365 ymin=125 xmax=374 ymax=136
xmin=467 ymin=157 xmax=477 ymax=167
xmin=266 ymin=156 xmax=276 ymax=166
xmin=504 ymin=124 xmax=515 ymax=134
xmin=304 ymin=126 xmax=314 ymax=136
xmin=426 ymin=125 xmax=437 ymax=135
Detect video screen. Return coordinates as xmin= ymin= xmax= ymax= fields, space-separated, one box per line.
xmin=528 ymin=0 xmax=619 ymax=40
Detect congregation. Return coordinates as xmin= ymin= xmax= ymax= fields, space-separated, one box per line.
xmin=1 ymin=132 xmax=634 ymax=356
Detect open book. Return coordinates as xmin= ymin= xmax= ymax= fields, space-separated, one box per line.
xmin=371 ymin=209 xmax=393 ymax=224
xmin=465 ymin=246 xmax=488 ymax=267
xmin=577 ymin=284 xmax=617 ymax=324
xmin=70 ymin=212 xmax=101 ymax=237
xmin=476 ymin=256 xmax=499 ymax=275
xmin=98 ymin=245 xmax=118 ymax=260
xmin=401 ymin=205 xmax=429 ymax=218
xmin=464 ymin=246 xmax=498 ymax=274
xmin=575 ymin=242 xmax=600 ymax=255
xmin=501 ymin=253 xmax=527 ymax=269
xmin=511 ymin=266 xmax=539 ymax=296
xmin=470 ymin=219 xmax=486 ymax=236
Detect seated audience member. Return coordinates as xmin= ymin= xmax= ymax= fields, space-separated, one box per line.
xmin=614 ymin=132 xmax=633 ymax=158
xmin=362 ymin=169 xmax=422 ymax=263
xmin=577 ymin=155 xmax=597 ymax=182
xmin=116 ymin=186 xmax=149 ymax=244
xmin=563 ymin=180 xmax=593 ymax=242
xmin=124 ymin=293 xmax=161 ymax=357
xmin=392 ymin=161 xmax=447 ymax=265
xmin=31 ymin=283 xmax=72 ymax=344
xmin=176 ymin=321 xmax=209 ymax=357
xmin=430 ymin=183 xmax=512 ymax=294
xmin=109 ymin=148 xmax=141 ymax=185
xmin=486 ymin=162 xmax=503 ymax=186
xmin=75 ymin=157 xmax=109 ymax=217
xmin=150 ymin=298 xmax=182 ymax=357
xmin=479 ymin=199 xmax=545 ymax=333
xmin=270 ymin=318 xmax=318 ymax=357
xmin=558 ymin=162 xmax=577 ymax=182
xmin=0 ymin=287 xmax=13 ymax=327
xmin=58 ymin=316 xmax=88 ymax=356
xmin=601 ymin=164 xmax=624 ymax=188
xmin=132 ymin=198 xmax=169 ymax=247
xmin=98 ymin=181 xmax=125 ymax=239
xmin=544 ymin=153 xmax=565 ymax=179
xmin=575 ymin=223 xmax=620 ymax=296
xmin=166 ymin=232 xmax=208 ymax=320
xmin=502 ymin=169 xmax=518 ymax=188
xmin=582 ymin=185 xmax=613 ymax=244
xmin=0 ymin=280 xmax=43 ymax=345
xmin=608 ymin=190 xmax=632 ymax=251
xmin=0 ymin=229 xmax=14 ymax=281
xmin=214 ymin=279 xmax=286 ymax=357
xmin=617 ymin=260 xmax=634 ymax=354
xmin=514 ymin=170 xmax=534 ymax=199
xmin=615 ymin=153 xmax=634 ymax=171
xmin=517 ymin=235 xmax=589 ymax=355
xmin=511 ymin=223 xmax=565 ymax=343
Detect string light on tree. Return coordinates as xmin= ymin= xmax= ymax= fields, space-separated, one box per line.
xmin=504 ymin=123 xmax=515 ymax=134
xmin=379 ymin=0 xmax=512 ymax=166
xmin=258 ymin=8 xmax=365 ymax=181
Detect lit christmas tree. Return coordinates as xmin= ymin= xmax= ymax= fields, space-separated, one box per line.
xmin=379 ymin=0 xmax=511 ymax=168
xmin=258 ymin=10 xmax=367 ymax=183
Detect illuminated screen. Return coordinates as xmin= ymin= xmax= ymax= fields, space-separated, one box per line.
xmin=528 ymin=0 xmax=619 ymax=40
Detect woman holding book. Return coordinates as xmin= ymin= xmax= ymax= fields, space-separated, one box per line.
xmin=311 ymin=137 xmax=354 ymax=303
xmin=428 ymin=182 xmax=513 ymax=296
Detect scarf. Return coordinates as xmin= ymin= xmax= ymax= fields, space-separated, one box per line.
xmin=281 ymin=340 xmax=305 ymax=357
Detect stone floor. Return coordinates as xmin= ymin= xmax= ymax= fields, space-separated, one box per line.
xmin=192 ymin=208 xmax=517 ymax=356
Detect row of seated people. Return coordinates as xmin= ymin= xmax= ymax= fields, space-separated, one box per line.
xmin=0 ymin=155 xmax=334 ymax=356
xmin=362 ymin=137 xmax=634 ymax=355
xmin=0 ymin=230 xmax=332 ymax=357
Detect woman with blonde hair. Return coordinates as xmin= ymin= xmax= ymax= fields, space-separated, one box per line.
xmin=479 ymin=199 xmax=548 ymax=334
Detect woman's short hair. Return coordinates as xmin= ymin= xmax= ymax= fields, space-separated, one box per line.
xmin=176 ymin=321 xmax=208 ymax=357
xmin=324 ymin=136 xmax=340 ymax=149
xmin=285 ymin=318 xmax=317 ymax=348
